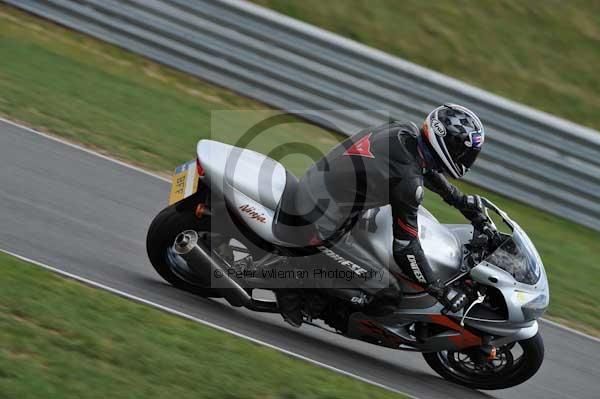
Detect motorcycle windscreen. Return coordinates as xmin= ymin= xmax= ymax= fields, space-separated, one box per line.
xmin=483 ymin=228 xmax=542 ymax=285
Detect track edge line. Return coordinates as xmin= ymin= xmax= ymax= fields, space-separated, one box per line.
xmin=0 ymin=247 xmax=418 ymax=399
xmin=0 ymin=116 xmax=170 ymax=183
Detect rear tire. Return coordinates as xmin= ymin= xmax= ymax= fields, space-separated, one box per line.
xmin=423 ymin=333 xmax=544 ymax=390
xmin=146 ymin=204 xmax=220 ymax=297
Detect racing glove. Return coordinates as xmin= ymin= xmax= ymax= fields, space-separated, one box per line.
xmin=459 ymin=194 xmax=505 ymax=246
xmin=427 ymin=280 xmax=468 ymax=313
xmin=423 ymin=172 xmax=487 ymax=226
xmin=458 ymin=194 xmax=487 ymax=226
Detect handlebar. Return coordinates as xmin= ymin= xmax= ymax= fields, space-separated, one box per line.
xmin=466 ymin=199 xmax=509 ymax=263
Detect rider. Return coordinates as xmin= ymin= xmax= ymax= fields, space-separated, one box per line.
xmin=278 ymin=104 xmax=487 ymax=326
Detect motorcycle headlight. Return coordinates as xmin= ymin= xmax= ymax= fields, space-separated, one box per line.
xmin=521 ymin=294 xmax=549 ymax=321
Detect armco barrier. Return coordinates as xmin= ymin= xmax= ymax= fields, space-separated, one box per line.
xmin=5 ymin=0 xmax=600 ymax=230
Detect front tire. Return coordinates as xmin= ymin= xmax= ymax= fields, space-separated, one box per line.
xmin=423 ymin=333 xmax=544 ymax=390
xmin=146 ymin=204 xmax=219 ymax=297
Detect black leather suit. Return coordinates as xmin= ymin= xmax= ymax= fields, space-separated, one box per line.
xmin=295 ymin=121 xmax=472 ymax=286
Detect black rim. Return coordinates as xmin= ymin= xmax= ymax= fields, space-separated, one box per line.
xmin=436 ymin=341 xmax=524 ymax=380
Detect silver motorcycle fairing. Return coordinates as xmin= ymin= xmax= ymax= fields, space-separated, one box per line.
xmin=197 ymin=140 xmax=290 ymax=244
xmin=348 ymin=205 xmax=470 ymax=289
xmin=469 ymin=262 xmax=549 ymax=327
xmin=197 ymin=140 xmax=287 ymax=210
xmin=345 ymin=307 xmax=539 ymax=352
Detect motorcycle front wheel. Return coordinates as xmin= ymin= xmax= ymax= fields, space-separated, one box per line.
xmin=423 ymin=333 xmax=544 ymax=390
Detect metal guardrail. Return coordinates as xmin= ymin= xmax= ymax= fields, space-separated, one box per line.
xmin=5 ymin=0 xmax=600 ymax=230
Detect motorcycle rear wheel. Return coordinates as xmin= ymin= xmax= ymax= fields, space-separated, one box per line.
xmin=146 ymin=203 xmax=221 ymax=297
xmin=423 ymin=333 xmax=544 ymax=390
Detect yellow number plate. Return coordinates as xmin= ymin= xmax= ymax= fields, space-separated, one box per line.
xmin=168 ymin=160 xmax=199 ymax=205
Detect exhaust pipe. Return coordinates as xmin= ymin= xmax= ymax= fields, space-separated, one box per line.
xmin=173 ymin=230 xmax=251 ymax=307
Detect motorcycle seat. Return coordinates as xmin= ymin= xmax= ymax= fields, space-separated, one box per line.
xmin=197 ymin=140 xmax=314 ymax=246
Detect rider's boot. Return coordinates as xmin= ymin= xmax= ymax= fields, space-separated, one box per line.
xmin=276 ymin=289 xmax=303 ymax=327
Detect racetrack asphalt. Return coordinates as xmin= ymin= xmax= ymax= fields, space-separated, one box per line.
xmin=1 ymin=119 xmax=598 ymax=399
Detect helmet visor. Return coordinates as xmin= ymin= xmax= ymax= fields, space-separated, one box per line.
xmin=456 ymin=129 xmax=483 ymax=170
xmin=456 ymin=147 xmax=480 ymax=170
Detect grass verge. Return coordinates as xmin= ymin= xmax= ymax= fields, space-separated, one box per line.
xmin=0 ymin=5 xmax=598 ymax=335
xmin=253 ymin=0 xmax=600 ymax=131
xmin=0 ymin=252 xmax=405 ymax=399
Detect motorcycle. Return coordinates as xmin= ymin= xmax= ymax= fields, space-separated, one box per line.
xmin=147 ymin=139 xmax=549 ymax=390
